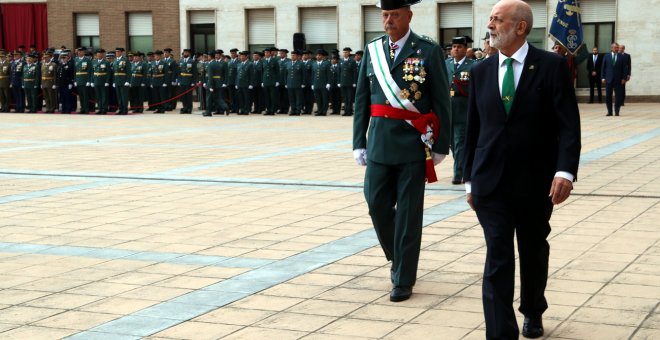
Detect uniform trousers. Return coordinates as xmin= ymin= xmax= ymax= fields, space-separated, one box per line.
xmin=58 ymin=86 xmax=75 ymax=113
xmin=341 ymin=86 xmax=354 ymax=115
xmin=313 ymin=87 xmax=329 ymax=114
xmin=263 ymin=85 xmax=278 ymax=114
xmin=287 ymin=88 xmax=303 ymax=114
xmin=12 ymin=86 xmax=25 ymax=112
xmin=0 ymin=85 xmax=10 ymax=112
xmin=278 ymin=85 xmax=289 ymax=113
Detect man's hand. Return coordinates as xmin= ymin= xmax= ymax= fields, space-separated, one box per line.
xmin=466 ymin=193 xmax=475 ymax=210
xmin=353 ymin=148 xmax=367 ymax=166
xmin=432 ymin=153 xmax=446 ymax=166
xmin=591 ymin=71 xmax=596 ymax=77
xmin=621 ymin=79 xmax=626 ymax=85
xmin=601 ymin=79 xmax=606 ymax=85
xmin=549 ymin=177 xmax=573 ymax=205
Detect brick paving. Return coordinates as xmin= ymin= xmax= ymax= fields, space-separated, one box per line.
xmin=0 ymin=103 xmax=658 ymax=339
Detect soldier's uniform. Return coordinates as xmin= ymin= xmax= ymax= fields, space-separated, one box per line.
xmin=92 ymin=49 xmax=111 ymax=114
xmin=339 ymin=47 xmax=357 ymax=116
xmin=277 ymin=49 xmax=291 ymax=114
xmin=177 ymin=49 xmax=198 ymax=114
xmin=204 ymin=50 xmax=229 ymax=116
xmin=284 ymin=50 xmax=305 ymax=115
xmin=0 ymin=51 xmax=11 ymax=112
xmin=301 ymin=51 xmax=314 ymax=114
xmin=226 ymin=49 xmax=240 ymax=113
xmin=353 ymin=1 xmax=450 ymax=297
xmin=22 ymin=54 xmax=41 ymax=113
xmin=262 ymin=48 xmax=280 ymax=115
xmin=236 ymin=51 xmax=253 ymax=115
xmin=56 ymin=52 xmax=75 ymax=113
xmin=445 ymin=36 xmax=475 ymax=184
xmin=74 ymin=48 xmax=92 ymax=113
xmin=250 ymin=52 xmax=264 ymax=113
xmin=196 ymin=53 xmax=207 ymax=111
xmin=311 ymin=49 xmax=331 ymax=116
xmin=329 ymin=55 xmax=342 ymax=114
xmin=151 ymin=50 xmax=167 ymax=113
xmin=163 ymin=48 xmax=178 ymax=111
xmin=129 ymin=52 xmax=147 ymax=113
xmin=146 ymin=52 xmax=156 ymax=110
xmin=112 ymin=48 xmax=131 ymax=115
xmin=10 ymin=51 xmax=26 ymax=112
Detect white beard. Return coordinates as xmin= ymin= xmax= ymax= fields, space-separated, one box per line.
xmin=489 ymin=26 xmax=516 ymax=51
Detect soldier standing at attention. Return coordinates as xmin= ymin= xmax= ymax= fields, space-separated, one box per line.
xmin=445 ymin=36 xmax=475 ymax=185
xmin=130 ymin=52 xmax=147 ymax=113
xmin=74 ymin=48 xmax=92 ymax=113
xmin=10 ymin=51 xmax=25 ymax=112
xmin=56 ymin=52 xmax=75 ymax=114
xmin=0 ymin=51 xmax=11 ymax=112
xmin=151 ymin=50 xmax=167 ymax=113
xmin=261 ymin=48 xmax=280 ymax=115
xmin=353 ymin=0 xmax=450 ymax=302
xmin=145 ymin=52 xmax=155 ymax=111
xmin=250 ymin=51 xmax=264 ymax=113
xmin=41 ymin=50 xmax=58 ymax=113
xmin=301 ymin=50 xmax=313 ymax=114
xmin=22 ymin=53 xmax=41 ymax=113
xmin=163 ymin=48 xmax=178 ymax=111
xmin=236 ymin=51 xmax=253 ymax=115
xmin=311 ymin=49 xmax=331 ymax=116
xmin=105 ymin=52 xmax=118 ymax=113
xmin=329 ymin=54 xmax=342 ymax=115
xmin=196 ymin=52 xmax=207 ymax=111
xmin=277 ymin=48 xmax=291 ymax=114
xmin=204 ymin=50 xmax=229 ymax=117
xmin=226 ymin=48 xmax=240 ymax=113
xmin=339 ymin=47 xmax=357 ymax=116
xmin=177 ymin=48 xmax=197 ymax=114
xmin=112 ymin=48 xmax=131 ymax=115
xmin=353 ymin=50 xmax=364 ymax=104
xmin=285 ymin=50 xmax=305 ymax=116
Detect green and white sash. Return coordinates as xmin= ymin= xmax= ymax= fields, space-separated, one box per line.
xmin=367 ymin=38 xmax=419 ymax=114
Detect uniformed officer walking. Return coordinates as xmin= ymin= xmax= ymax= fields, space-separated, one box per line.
xmin=339 ymin=47 xmax=357 ymax=116
xmin=177 ymin=48 xmax=197 ymax=114
xmin=22 ymin=53 xmax=41 ymax=113
xmin=311 ymin=49 xmax=331 ymax=116
xmin=56 ymin=51 xmax=75 ymax=113
xmin=262 ymin=47 xmax=280 ymax=115
xmin=445 ymin=36 xmax=475 ymax=184
xmin=0 ymin=51 xmax=11 ymax=112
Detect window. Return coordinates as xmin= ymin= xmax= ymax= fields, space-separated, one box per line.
xmin=526 ymin=0 xmax=547 ymax=49
xmin=575 ymin=0 xmax=616 ymax=88
xmin=363 ymin=6 xmax=385 ymax=47
xmin=300 ymin=7 xmax=338 ymax=53
xmin=247 ymin=8 xmax=275 ymax=55
xmin=128 ymin=12 xmax=153 ymax=52
xmin=438 ymin=2 xmax=472 ymax=48
xmin=190 ymin=11 xmax=216 ymax=54
xmin=76 ymin=13 xmax=100 ymax=49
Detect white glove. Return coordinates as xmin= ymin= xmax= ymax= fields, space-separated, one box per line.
xmin=105 ymin=83 xmax=109 ymax=87
xmin=248 ymin=85 xmax=253 ymax=90
xmin=210 ymin=88 xmax=214 ymax=92
xmin=338 ymin=83 xmax=341 ymax=86
xmin=222 ymin=84 xmax=227 ymax=88
xmin=311 ymin=85 xmax=315 ymax=90
xmin=162 ymin=84 xmax=167 ymax=87
xmin=68 ymin=84 xmax=73 ymax=90
xmin=203 ymin=83 xmax=207 ymax=88
xmin=9 ymin=84 xmax=12 ymax=88
xmin=86 ymin=82 xmax=91 ymax=87
xmin=74 ymin=82 xmax=77 ymax=87
xmin=90 ymin=83 xmax=95 ymax=88
xmin=124 ymin=82 xmax=130 ymax=87
xmin=112 ymin=83 xmax=116 ymax=88
xmin=171 ymin=81 xmax=177 ymax=86
xmin=22 ymin=85 xmax=25 ymax=89
xmin=141 ymin=84 xmax=145 ymax=87
xmin=40 ymin=85 xmax=44 ymax=89
xmin=275 ymin=82 xmax=280 ymax=87
xmin=326 ymin=84 xmax=331 ymax=90
xmin=432 ymin=153 xmax=446 ymax=166
xmin=150 ymin=85 xmax=153 ymax=88
xmin=235 ymin=85 xmax=238 ymax=89
xmin=261 ymin=83 xmax=264 ymax=87
xmin=352 ymin=84 xmax=356 ymax=87
xmin=285 ymin=85 xmax=288 ymax=89
xmin=301 ymin=85 xmax=306 ymax=88
xmin=52 ymin=85 xmax=57 ymax=89
xmin=353 ymin=149 xmax=367 ymax=166
xmin=190 ymin=83 xmax=195 ymax=87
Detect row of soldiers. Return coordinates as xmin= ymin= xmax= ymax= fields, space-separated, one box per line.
xmin=0 ymin=46 xmax=367 ymax=116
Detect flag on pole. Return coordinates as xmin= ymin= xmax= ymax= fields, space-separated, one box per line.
xmin=548 ymin=0 xmax=584 ymax=56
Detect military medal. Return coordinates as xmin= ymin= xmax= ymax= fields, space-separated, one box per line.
xmin=400 ymin=89 xmax=410 ymax=99
xmin=410 ymin=83 xmax=419 ymax=92
xmin=414 ymin=91 xmax=422 ymax=100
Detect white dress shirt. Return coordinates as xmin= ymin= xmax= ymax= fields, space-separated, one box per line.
xmin=388 ymin=29 xmax=411 ymax=61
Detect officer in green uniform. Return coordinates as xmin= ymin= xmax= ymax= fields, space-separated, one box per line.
xmin=41 ymin=50 xmax=58 ymax=113
xmin=74 ymin=48 xmax=92 ymax=113
xmin=301 ymin=50 xmax=313 ymax=114
xmin=284 ymin=50 xmax=305 ymax=116
xmin=22 ymin=53 xmax=41 ymax=113
xmin=250 ymin=51 xmax=264 ymax=113
xmin=311 ymin=49 xmax=331 ymax=116
xmin=226 ymin=48 xmax=239 ymax=113
xmin=130 ymin=52 xmax=147 ymax=113
xmin=235 ymin=51 xmax=253 ymax=115
xmin=91 ymin=49 xmax=110 ymax=114
xmin=445 ymin=36 xmax=475 ymax=184
xmin=277 ymin=49 xmax=291 ymax=113
xmin=0 ymin=51 xmax=11 ymax=112
xmin=145 ymin=52 xmax=155 ymax=110
xmin=177 ymin=48 xmax=197 ymax=114
xmin=329 ymin=54 xmax=342 ymax=114
xmin=353 ymin=0 xmax=450 ymax=302
xmin=339 ymin=47 xmax=357 ymax=116
xmin=261 ymin=48 xmax=280 ymax=115
xmin=151 ymin=50 xmax=167 ymax=113
xmin=204 ymin=49 xmax=229 ymax=117
xmin=163 ymin=48 xmax=178 ymax=111
xmin=111 ymin=48 xmax=131 ymax=114
xmin=196 ymin=52 xmax=207 ymax=111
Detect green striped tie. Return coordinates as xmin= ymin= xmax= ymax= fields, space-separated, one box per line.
xmin=502 ymin=57 xmax=515 ymax=115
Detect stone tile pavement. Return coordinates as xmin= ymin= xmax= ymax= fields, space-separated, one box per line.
xmin=0 ymin=103 xmax=658 ymax=339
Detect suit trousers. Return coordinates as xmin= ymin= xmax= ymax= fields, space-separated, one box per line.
xmin=58 ymin=86 xmax=75 ymax=113
xmin=263 ymin=86 xmax=278 ymax=114
xmin=12 ymin=86 xmax=25 ymax=112
xmin=287 ymin=88 xmax=303 ymax=114
xmin=251 ymin=85 xmax=264 ymax=113
xmin=364 ymin=159 xmax=426 ymax=287
xmin=588 ymin=75 xmax=602 ymax=103
xmin=278 ymin=85 xmax=289 ymax=113
xmin=94 ymin=85 xmax=108 ymax=113
xmin=228 ymin=86 xmax=238 ymax=112
xmin=472 ymin=186 xmax=552 ymax=340
xmin=341 ymin=86 xmax=354 ymax=115
xmin=605 ymin=81 xmax=623 ymax=114
xmin=180 ymin=85 xmax=194 ymax=112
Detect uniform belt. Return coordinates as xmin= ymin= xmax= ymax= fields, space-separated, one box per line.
xmin=0 ymin=76 xmax=7 ymax=79
xmin=93 ymin=72 xmax=107 ymax=76
xmin=133 ymin=75 xmax=144 ymax=77
xmin=75 ymin=72 xmax=89 ymax=75
xmin=41 ymin=77 xmax=54 ymax=80
xmin=212 ymin=76 xmax=221 ymax=79
xmin=180 ymin=73 xmax=192 ymax=76
xmin=152 ymin=74 xmax=164 ymax=77
xmin=24 ymin=79 xmax=35 ymax=81
xmin=114 ymin=73 xmax=127 ymax=76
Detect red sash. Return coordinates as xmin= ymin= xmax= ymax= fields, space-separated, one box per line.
xmin=371 ymin=104 xmax=440 ymax=183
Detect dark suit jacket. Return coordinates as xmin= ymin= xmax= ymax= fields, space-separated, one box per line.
xmin=586 ymin=53 xmax=603 ymax=78
xmin=463 ymin=43 xmax=581 ymax=197
xmin=621 ymin=52 xmax=632 ymax=80
xmin=601 ymin=52 xmax=627 ymax=84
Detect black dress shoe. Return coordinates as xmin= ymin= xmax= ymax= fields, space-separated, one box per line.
xmin=389 ymin=286 xmax=412 ymax=302
xmin=451 ymin=178 xmax=463 ymax=185
xmin=314 ymin=113 xmax=326 ymax=116
xmin=522 ymin=316 xmax=543 ymax=338
xmin=606 ymin=113 xmax=612 ymax=116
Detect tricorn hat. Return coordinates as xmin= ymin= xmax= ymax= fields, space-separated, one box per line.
xmin=377 ymin=0 xmax=421 ymax=10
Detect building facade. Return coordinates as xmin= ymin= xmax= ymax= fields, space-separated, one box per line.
xmin=178 ymin=0 xmax=658 ymax=99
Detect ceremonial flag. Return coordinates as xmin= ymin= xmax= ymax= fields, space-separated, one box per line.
xmin=548 ymin=0 xmax=584 ymax=56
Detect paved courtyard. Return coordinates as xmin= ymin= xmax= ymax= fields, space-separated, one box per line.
xmin=0 ymin=103 xmax=658 ymax=340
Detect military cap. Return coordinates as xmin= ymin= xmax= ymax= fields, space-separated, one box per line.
xmin=60 ymin=52 xmax=70 ymax=57
xmin=76 ymin=47 xmax=86 ymax=51
xmin=331 ymin=49 xmax=340 ymax=54
xmin=62 ymin=49 xmax=71 ymax=53
xmin=0 ymin=51 xmax=6 ymax=57
xmin=154 ymin=50 xmax=163 ymax=55
xmin=331 ymin=54 xmax=339 ymax=60
xmin=27 ymin=53 xmax=38 ymax=59
xmin=270 ymin=47 xmax=279 ymax=52
xmin=106 ymin=52 xmax=116 ymax=57
xmin=253 ymin=51 xmax=263 ymax=57
xmin=183 ymin=48 xmax=192 ymax=53
xmin=483 ymin=32 xmax=490 ymax=40
xmin=279 ymin=48 xmax=289 ymax=53
xmin=139 ymin=52 xmax=145 ymax=57
xmin=205 ymin=51 xmax=212 ymax=55
xmin=355 ymin=50 xmax=364 ymax=56
xmin=215 ymin=49 xmax=224 ymax=55
xmin=230 ymin=48 xmax=239 ymax=52
xmin=85 ymin=51 xmax=93 ymax=57
xmin=316 ymin=49 xmax=328 ymax=56
xmin=163 ymin=48 xmax=173 ymax=52
xmin=95 ymin=48 xmax=106 ymax=54
xmin=377 ymin=0 xmax=421 ymax=10
xmin=343 ymin=47 xmax=352 ymax=52
xmin=291 ymin=50 xmax=301 ymax=55
xmin=147 ymin=51 xmax=154 ymax=56
xmin=451 ymin=36 xmax=468 ymax=46
xmin=127 ymin=51 xmax=134 ymax=56
xmin=239 ymin=50 xmax=249 ymax=56
xmin=302 ymin=50 xmax=312 ymax=55
xmin=115 ymin=47 xmax=125 ymax=51
xmin=42 ymin=50 xmax=52 ymax=56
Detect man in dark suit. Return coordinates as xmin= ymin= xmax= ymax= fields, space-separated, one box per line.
xmin=619 ymin=44 xmax=631 ymax=106
xmin=586 ymin=47 xmax=603 ymax=104
xmin=463 ymin=1 xmax=581 ymax=339
xmin=353 ymin=0 xmax=450 ymax=303
xmin=601 ymin=42 xmax=628 ymax=116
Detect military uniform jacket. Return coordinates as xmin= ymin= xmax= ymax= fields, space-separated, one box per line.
xmin=196 ymin=61 xmax=205 ymax=85
xmin=311 ymin=60 xmax=331 ymax=88
xmin=92 ymin=59 xmax=110 ymax=86
xmin=22 ymin=62 xmax=41 ymax=89
xmin=10 ymin=60 xmax=25 ymax=87
xmin=278 ymin=58 xmax=291 ymax=85
xmin=353 ymin=31 xmax=451 ymax=164
xmin=250 ymin=60 xmax=263 ymax=87
xmin=227 ymin=58 xmax=239 ymax=87
xmin=130 ymin=61 xmax=147 ymax=87
xmin=178 ymin=57 xmax=198 ymax=86
xmin=262 ymin=58 xmax=279 ymax=86
xmin=75 ymin=57 xmax=92 ymax=84
xmin=329 ymin=63 xmax=340 ymax=88
xmin=56 ymin=59 xmax=74 ymax=87
xmin=284 ymin=60 xmax=305 ymax=89
xmin=163 ymin=57 xmax=178 ymax=84
xmin=445 ymin=57 xmax=475 ymax=124
xmin=236 ymin=61 xmax=253 ymax=88
xmin=206 ymin=60 xmax=227 ymax=89
xmin=112 ymin=57 xmax=131 ymax=85
xmin=151 ymin=60 xmax=166 ymax=87
xmin=0 ymin=60 xmax=10 ymax=88
xmin=339 ymin=57 xmax=357 ymax=86
xmin=302 ymin=60 xmax=313 ymax=86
